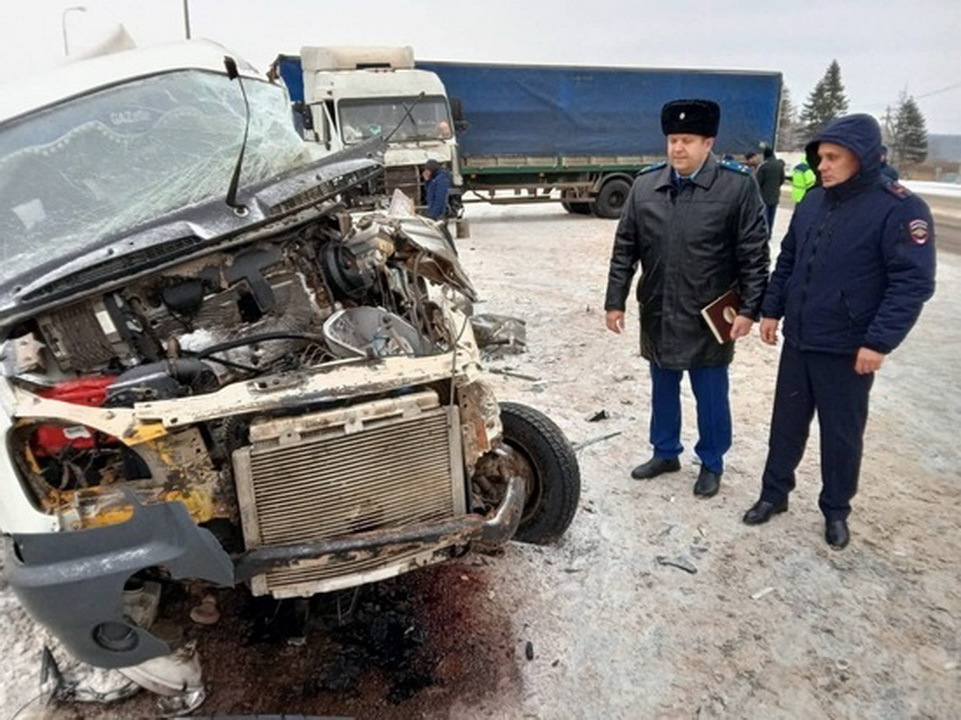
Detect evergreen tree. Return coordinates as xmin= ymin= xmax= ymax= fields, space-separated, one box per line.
xmin=891 ymin=92 xmax=928 ymax=165
xmin=776 ymin=86 xmax=797 ymax=151
xmin=799 ymin=60 xmax=849 ymax=142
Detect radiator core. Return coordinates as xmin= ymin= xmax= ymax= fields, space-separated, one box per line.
xmin=232 ymin=392 xmax=465 ymax=597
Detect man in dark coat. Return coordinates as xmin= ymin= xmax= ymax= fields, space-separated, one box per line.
xmin=744 ymin=114 xmax=936 ymax=549
xmin=755 ymin=146 xmax=785 ymax=236
xmin=604 ymin=99 xmax=769 ymax=498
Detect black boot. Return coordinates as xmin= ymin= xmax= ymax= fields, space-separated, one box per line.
xmin=825 ymin=519 xmax=850 ymax=549
xmin=693 ymin=467 xmax=721 ymax=497
xmin=630 ymin=456 xmax=681 ymax=480
xmin=742 ymin=498 xmax=789 ymax=525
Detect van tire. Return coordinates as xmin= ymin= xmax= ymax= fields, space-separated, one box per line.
xmin=499 ymin=402 xmax=581 ymax=544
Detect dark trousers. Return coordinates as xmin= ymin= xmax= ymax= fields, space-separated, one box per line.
xmin=649 ymin=363 xmax=731 ymax=474
xmin=760 ymin=344 xmax=874 ymax=520
xmin=764 ymin=203 xmax=778 ymax=237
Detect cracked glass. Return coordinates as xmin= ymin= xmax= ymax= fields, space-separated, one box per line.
xmin=0 ymin=70 xmax=313 ymax=284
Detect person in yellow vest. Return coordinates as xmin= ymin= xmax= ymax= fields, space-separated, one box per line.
xmin=791 ymin=158 xmax=817 ymax=203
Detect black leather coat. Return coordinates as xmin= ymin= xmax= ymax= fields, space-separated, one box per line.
xmin=605 ymin=155 xmax=769 ymax=370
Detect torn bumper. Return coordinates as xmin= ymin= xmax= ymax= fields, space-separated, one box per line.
xmin=2 ymin=477 xmax=524 ymax=669
xmin=3 ymin=501 xmax=234 ymax=669
xmin=235 ymin=475 xmax=525 ymax=583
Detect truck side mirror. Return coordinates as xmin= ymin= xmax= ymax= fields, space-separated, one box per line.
xmin=449 ymin=97 xmax=469 ymax=133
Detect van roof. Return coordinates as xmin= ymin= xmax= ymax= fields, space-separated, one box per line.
xmin=0 ymin=39 xmax=262 ymax=125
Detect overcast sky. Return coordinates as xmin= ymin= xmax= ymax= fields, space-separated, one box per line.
xmin=4 ymin=0 xmax=960 ymax=134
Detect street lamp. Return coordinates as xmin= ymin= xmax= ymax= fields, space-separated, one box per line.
xmin=61 ymin=5 xmax=87 ymax=56
xmin=183 ymin=0 xmax=191 ymax=39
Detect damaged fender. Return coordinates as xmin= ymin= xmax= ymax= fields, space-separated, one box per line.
xmin=4 ymin=499 xmax=234 ymax=668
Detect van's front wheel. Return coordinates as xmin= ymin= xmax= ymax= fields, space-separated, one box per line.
xmin=498 ymin=402 xmax=580 ymax=544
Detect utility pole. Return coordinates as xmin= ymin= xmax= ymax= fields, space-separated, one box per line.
xmin=183 ymin=0 xmax=191 ymax=39
xmin=61 ymin=6 xmax=87 ymax=56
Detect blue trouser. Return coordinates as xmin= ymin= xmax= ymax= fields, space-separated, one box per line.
xmin=760 ymin=344 xmax=874 ymax=521
xmin=765 ymin=203 xmax=778 ymax=237
xmin=649 ymin=362 xmax=731 ymax=474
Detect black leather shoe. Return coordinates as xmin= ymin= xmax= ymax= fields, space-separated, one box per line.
xmin=825 ymin=519 xmax=850 ymax=550
xmin=693 ymin=467 xmax=721 ymax=497
xmin=742 ymin=498 xmax=789 ymax=525
xmin=630 ymin=456 xmax=681 ymax=480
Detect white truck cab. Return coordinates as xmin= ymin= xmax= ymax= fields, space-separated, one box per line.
xmin=297 ymin=46 xmax=460 ymax=198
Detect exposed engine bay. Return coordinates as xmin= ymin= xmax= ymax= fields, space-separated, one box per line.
xmin=2 ymin=202 xmax=494 ymax=537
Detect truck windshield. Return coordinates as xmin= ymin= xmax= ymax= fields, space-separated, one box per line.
xmin=338 ymin=96 xmax=451 ymax=144
xmin=0 ymin=70 xmax=313 ymax=285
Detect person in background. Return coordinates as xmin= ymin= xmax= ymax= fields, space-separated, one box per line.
xmin=756 ymin=147 xmax=786 ymax=237
xmin=421 ymin=159 xmax=451 ymax=221
xmin=744 ymin=114 xmax=936 ymax=550
xmin=604 ymin=99 xmax=769 ymax=499
xmin=791 ymin=157 xmax=817 ymax=203
xmin=880 ymin=144 xmax=900 ymax=182
xmin=744 ymin=152 xmax=759 ymax=172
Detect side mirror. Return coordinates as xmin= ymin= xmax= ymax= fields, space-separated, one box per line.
xmin=449 ymin=97 xmax=465 ymax=122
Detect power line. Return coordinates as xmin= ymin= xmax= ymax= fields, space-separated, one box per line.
xmin=915 ymin=81 xmax=961 ymax=99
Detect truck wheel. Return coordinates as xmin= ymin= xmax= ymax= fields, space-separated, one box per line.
xmin=499 ymin=402 xmax=580 ymax=544
xmin=561 ymin=195 xmax=592 ymax=215
xmin=592 ymin=178 xmax=632 ymax=219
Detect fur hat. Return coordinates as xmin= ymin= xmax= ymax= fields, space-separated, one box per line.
xmin=660 ymin=99 xmax=721 ymax=137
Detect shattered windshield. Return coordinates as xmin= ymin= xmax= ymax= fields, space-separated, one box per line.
xmin=338 ymin=96 xmax=451 ymax=144
xmin=0 ymin=70 xmax=313 ymax=284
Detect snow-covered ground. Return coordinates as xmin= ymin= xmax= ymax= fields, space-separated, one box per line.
xmin=1 ymin=201 xmax=958 ymax=719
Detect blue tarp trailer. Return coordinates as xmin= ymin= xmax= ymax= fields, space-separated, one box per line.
xmin=416 ymin=61 xmax=781 ymax=159
xmin=275 ymin=53 xmax=781 ymax=217
xmin=417 ymin=60 xmax=781 ymax=216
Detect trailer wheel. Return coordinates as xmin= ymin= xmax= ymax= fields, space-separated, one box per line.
xmin=561 ymin=193 xmax=592 ymax=215
xmin=592 ymin=178 xmax=632 ymax=219
xmin=499 ymin=402 xmax=581 ymax=544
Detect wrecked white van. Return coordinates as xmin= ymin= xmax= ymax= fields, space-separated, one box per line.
xmin=0 ymin=40 xmax=579 ymax=712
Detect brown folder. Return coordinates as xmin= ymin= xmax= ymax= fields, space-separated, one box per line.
xmin=701 ymin=288 xmax=741 ymax=344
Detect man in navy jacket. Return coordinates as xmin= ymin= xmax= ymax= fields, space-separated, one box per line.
xmin=743 ymin=113 xmax=936 ymax=549
xmin=422 ymin=159 xmax=451 ymax=221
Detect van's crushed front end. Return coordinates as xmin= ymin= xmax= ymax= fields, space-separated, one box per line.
xmin=0 ymin=40 xmax=578 ymax=712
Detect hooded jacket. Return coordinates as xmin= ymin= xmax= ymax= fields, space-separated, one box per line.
xmin=605 ymin=153 xmax=769 ymax=369
xmin=761 ymin=114 xmax=936 ymax=354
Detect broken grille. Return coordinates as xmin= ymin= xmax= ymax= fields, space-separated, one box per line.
xmin=233 ymin=393 xmax=465 ymax=597
xmin=383 ymin=165 xmax=422 ymax=203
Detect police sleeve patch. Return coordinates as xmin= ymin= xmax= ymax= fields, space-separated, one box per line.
xmin=908 ymin=219 xmax=930 ymax=245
